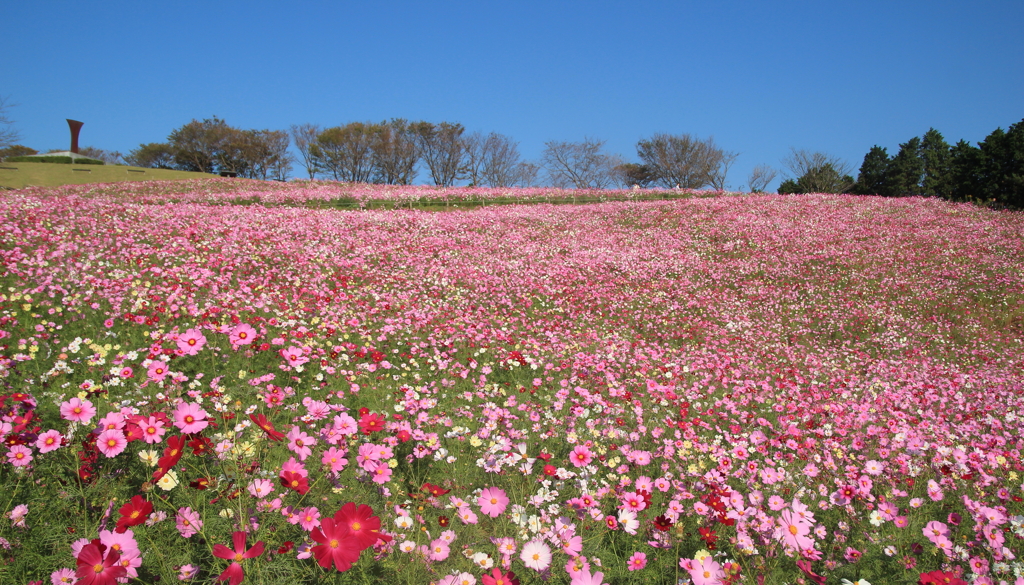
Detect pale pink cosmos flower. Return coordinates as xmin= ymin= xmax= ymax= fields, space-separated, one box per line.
xmin=477 ymin=487 xmax=509 ymax=518
xmin=176 ymin=507 xmax=202 ymax=538
xmin=681 ymin=555 xmax=724 ymax=585
xmin=172 ymin=402 xmax=209 ymax=434
xmin=620 ymin=492 xmax=647 ymax=512
xmin=248 ymin=478 xmax=274 ymax=498
xmin=60 ymin=397 xmax=96 ymax=424
xmin=8 ymin=504 xmax=28 ymax=527
xmin=371 ymin=461 xmax=392 ymax=484
xmin=280 ymin=346 xmax=309 ymax=367
xmin=96 ymin=429 xmax=128 ymax=457
xmin=570 ymin=567 xmax=609 ymax=585
xmin=7 ymin=445 xmax=32 ymax=467
xmin=321 ymin=446 xmax=348 ymax=473
xmin=50 ymin=567 xmax=76 ymax=584
xmin=457 ymin=506 xmax=479 ymax=525
xmin=520 ymin=539 xmax=551 ymax=571
xmin=780 ymin=509 xmax=813 ymax=550
xmin=429 ymin=539 xmax=450 ymax=561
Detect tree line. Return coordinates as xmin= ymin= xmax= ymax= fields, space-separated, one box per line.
xmin=778 ymin=118 xmax=1024 ymax=208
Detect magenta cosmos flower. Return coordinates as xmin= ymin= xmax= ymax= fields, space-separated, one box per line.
xmin=229 ymin=323 xmax=257 ymax=346
xmin=569 ymin=445 xmax=593 ymax=468
xmin=477 ymin=487 xmax=509 ymax=518
xmin=173 ymin=402 xmax=209 ymax=434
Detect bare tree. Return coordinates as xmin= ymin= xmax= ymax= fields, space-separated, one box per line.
xmin=371 ymin=119 xmax=418 ymax=185
xmin=475 ymin=132 xmax=522 ymax=187
xmin=0 ymin=95 xmax=21 ymax=150
xmin=636 ymin=133 xmax=735 ymax=189
xmin=780 ymin=148 xmax=855 ymax=193
xmin=747 ymin=164 xmax=778 ymax=192
xmin=413 ymin=121 xmax=466 ymax=186
xmin=78 ymin=146 xmax=124 ymax=165
xmin=542 ymin=138 xmax=621 ymax=189
xmin=244 ymin=129 xmax=291 ymax=180
xmin=514 ymin=161 xmax=540 ymax=187
xmin=289 ymin=123 xmax=321 ymax=179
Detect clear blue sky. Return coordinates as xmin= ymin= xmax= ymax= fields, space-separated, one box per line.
xmin=3 ymin=0 xmax=1022 ymax=190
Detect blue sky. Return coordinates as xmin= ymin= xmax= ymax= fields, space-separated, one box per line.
xmin=3 ymin=0 xmax=1021 ymax=190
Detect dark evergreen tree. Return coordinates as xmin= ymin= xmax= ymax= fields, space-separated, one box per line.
xmin=977 ymin=119 xmax=1024 ymax=207
xmin=948 ymin=139 xmax=982 ymax=201
xmin=853 ymin=146 xmax=891 ymax=195
xmin=919 ymin=128 xmax=951 ymax=197
xmin=887 ymin=137 xmax=924 ymax=196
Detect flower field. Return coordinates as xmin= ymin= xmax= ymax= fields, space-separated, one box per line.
xmin=1 ymin=180 xmax=1023 ymax=585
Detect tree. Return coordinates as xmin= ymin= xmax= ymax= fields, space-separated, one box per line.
xmin=919 ymin=128 xmax=951 ymax=197
xmin=636 ymin=133 xmax=736 ymax=189
xmin=886 ymin=137 xmax=925 ymax=196
xmin=976 ymin=119 xmax=1024 ymax=207
xmin=239 ymin=129 xmax=291 ymax=180
xmin=542 ymin=138 xmax=622 ymax=189
xmin=78 ymin=147 xmax=123 ymax=165
xmin=412 ymin=121 xmax=466 ymax=187
xmin=311 ymin=123 xmax=377 ymax=182
xmin=948 ymin=139 xmax=982 ymax=201
xmin=0 ymin=145 xmax=37 ymax=161
xmin=852 ymin=146 xmax=891 ymax=195
xmin=513 ymin=161 xmax=540 ymax=187
xmin=168 ymin=117 xmax=233 ymax=174
xmin=290 ymin=123 xmax=321 ymax=179
xmin=0 ymin=95 xmax=20 ymax=150
xmin=125 ymin=143 xmax=176 ymax=169
xmin=462 ymin=131 xmax=523 ymax=187
xmin=370 ymin=119 xmax=418 ymax=185
xmin=616 ymin=162 xmax=657 ymax=188
xmin=747 ymin=164 xmax=778 ymax=193
xmin=780 ymin=149 xmax=854 ymax=193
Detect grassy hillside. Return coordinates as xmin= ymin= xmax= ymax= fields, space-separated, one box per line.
xmin=0 ymin=161 xmax=217 ymax=188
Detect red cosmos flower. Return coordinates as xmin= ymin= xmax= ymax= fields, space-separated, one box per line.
xmin=918 ymin=571 xmax=968 ymax=585
xmin=189 ymin=436 xmax=213 ymax=456
xmin=115 ymin=495 xmax=152 ymax=534
xmin=280 ymin=470 xmax=310 ymax=495
xmin=212 ymin=531 xmax=265 ymax=585
xmin=796 ymin=560 xmax=826 ymax=585
xmin=153 ymin=435 xmax=186 ymax=481
xmin=358 ymin=411 xmax=386 ymax=435
xmin=76 ymin=542 xmax=127 ymax=585
xmin=421 ymin=482 xmax=451 ymax=498
xmin=310 ymin=517 xmax=362 ymax=572
xmin=249 ymin=413 xmax=285 ymax=441
xmin=333 ymin=502 xmax=392 ymax=550
xmin=653 ymin=514 xmax=674 ymax=532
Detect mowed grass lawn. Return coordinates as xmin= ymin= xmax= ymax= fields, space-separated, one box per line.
xmin=0 ymin=161 xmax=217 ymax=189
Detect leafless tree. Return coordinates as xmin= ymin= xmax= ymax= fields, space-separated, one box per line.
xmin=483 ymin=134 xmax=524 ymax=188
xmin=0 ymin=95 xmax=20 ymax=150
xmin=413 ymin=121 xmax=465 ymax=186
xmin=542 ymin=138 xmax=622 ymax=189
xmin=245 ymin=129 xmax=291 ymax=180
xmin=78 ymin=146 xmax=124 ymax=165
xmin=514 ymin=161 xmax=540 ymax=187
xmin=289 ymin=123 xmax=321 ymax=179
xmin=781 ymin=148 xmax=855 ymax=193
xmin=636 ymin=133 xmax=735 ymax=189
xmin=747 ymin=164 xmax=778 ymax=192
xmin=371 ymin=119 xmax=418 ymax=185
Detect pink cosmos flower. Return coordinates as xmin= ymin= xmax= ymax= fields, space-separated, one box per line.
xmin=780 ymin=509 xmax=813 ymax=551
xmin=176 ymin=507 xmax=202 ymax=538
xmin=7 ymin=445 xmax=32 ymax=467
xmin=321 ymin=446 xmax=348 ymax=473
xmin=569 ymin=445 xmax=593 ymax=468
xmin=247 ymin=478 xmax=274 ymax=499
xmin=457 ymin=506 xmax=479 ymax=525
xmin=681 ymin=555 xmax=724 ymax=585
xmin=140 ymin=416 xmax=167 ymax=444
xmin=478 ymin=487 xmax=509 ymax=518
xmin=280 ymin=346 xmax=309 ymax=367
xmin=50 ymin=567 xmax=76 ymax=585
xmin=229 ymin=323 xmax=257 ymax=346
xmin=60 ymin=397 xmax=96 ymax=424
xmin=147 ymin=360 xmax=169 ymax=382
xmin=36 ymin=429 xmax=63 ymax=453
xmin=286 ymin=427 xmax=315 ymax=461
xmin=8 ymin=503 xmax=28 ymax=527
xmin=520 ymin=540 xmax=551 ymax=571
xmin=570 ymin=567 xmax=608 ymax=585
xmin=923 ymin=520 xmax=949 ymax=544
xmin=298 ymin=506 xmax=321 ymax=531
xmin=370 ymin=461 xmax=392 ymax=484
xmin=429 ymin=539 xmax=450 ymax=561
xmin=173 ymin=402 xmax=209 ymax=434
xmin=176 ymin=328 xmax=207 ymax=355
xmin=627 ymin=552 xmax=647 ymax=571
xmin=96 ymin=429 xmax=128 ymax=458
xmin=620 ymin=492 xmax=647 ymax=512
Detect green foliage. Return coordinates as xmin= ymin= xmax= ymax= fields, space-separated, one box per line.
xmin=887 ymin=137 xmax=925 ymax=196
xmin=125 ymin=142 xmax=176 ymax=169
xmin=7 ymin=156 xmax=74 ymax=164
xmin=0 ymin=145 xmax=37 ymax=161
xmin=852 ymin=146 xmax=891 ymax=195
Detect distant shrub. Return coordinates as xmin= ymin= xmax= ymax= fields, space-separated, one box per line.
xmin=6 ymin=155 xmax=105 ymax=165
